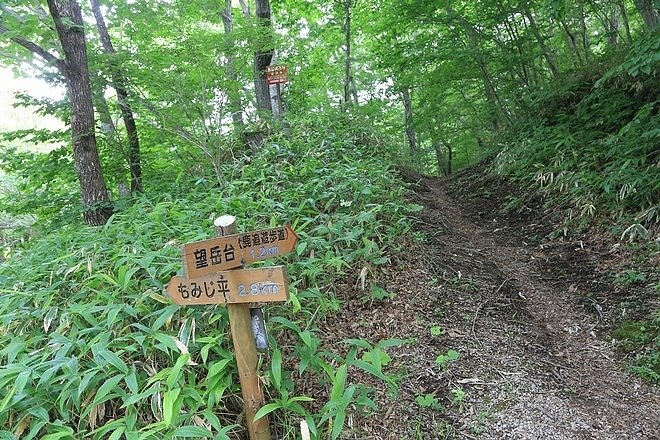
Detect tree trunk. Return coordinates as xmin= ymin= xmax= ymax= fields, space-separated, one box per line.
xmin=91 ymin=72 xmax=118 ymax=140
xmin=607 ymin=4 xmax=621 ymax=47
xmin=503 ymin=11 xmax=531 ymax=87
xmin=633 ymin=0 xmax=659 ymax=30
xmin=558 ymin=16 xmax=583 ymax=66
xmin=446 ymin=7 xmax=509 ymax=130
xmin=578 ymin=2 xmax=592 ymax=61
xmin=90 ymin=0 xmax=142 ymax=193
xmin=433 ymin=142 xmax=446 ymax=176
xmin=443 ymin=140 xmax=453 ymax=176
xmin=523 ymin=6 xmax=560 ymax=79
xmin=254 ymin=0 xmax=273 ymax=116
xmin=343 ymin=0 xmax=352 ymax=108
xmin=221 ymin=0 xmax=246 ymax=134
xmin=47 ymin=0 xmax=112 ymax=225
xmin=401 ymin=87 xmax=417 ymax=155
xmin=619 ymin=0 xmax=633 ymax=45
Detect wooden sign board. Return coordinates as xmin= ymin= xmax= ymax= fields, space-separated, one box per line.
xmin=167 ymin=266 xmax=289 ymax=305
xmin=182 ymin=225 xmax=298 ymax=278
xmin=265 ymin=65 xmax=288 ymax=85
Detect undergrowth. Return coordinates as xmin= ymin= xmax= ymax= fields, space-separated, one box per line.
xmin=493 ymin=32 xmax=660 ymax=239
xmin=612 ymin=313 xmax=660 ymax=383
xmin=0 ymin=114 xmax=420 ymax=439
xmin=490 ymin=34 xmax=660 ymax=384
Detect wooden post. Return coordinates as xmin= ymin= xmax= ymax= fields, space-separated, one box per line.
xmin=214 ymin=215 xmax=272 ymax=440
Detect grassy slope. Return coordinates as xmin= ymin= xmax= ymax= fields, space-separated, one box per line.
xmin=0 ymin=115 xmax=421 ymax=439
xmin=479 ymin=35 xmax=660 ymax=382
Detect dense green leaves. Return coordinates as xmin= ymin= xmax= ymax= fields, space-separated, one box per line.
xmin=1 ymin=0 xmax=658 ymax=437
xmin=0 ymin=118 xmax=414 ymax=437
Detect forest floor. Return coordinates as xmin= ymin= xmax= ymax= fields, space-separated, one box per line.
xmin=325 ymin=167 xmax=659 ymax=439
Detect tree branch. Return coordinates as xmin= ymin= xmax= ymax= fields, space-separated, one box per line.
xmin=27 ymin=1 xmax=50 ymax=20
xmin=0 ymin=4 xmax=26 ymax=24
xmin=0 ymin=23 xmax=64 ymax=71
xmin=238 ymin=0 xmax=250 ymax=17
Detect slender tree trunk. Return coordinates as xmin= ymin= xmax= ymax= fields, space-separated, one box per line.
xmin=238 ymin=0 xmax=250 ymax=17
xmin=221 ymin=0 xmax=245 ymax=134
xmin=90 ymin=0 xmax=142 ymax=193
xmin=607 ymin=3 xmax=621 ymax=47
xmin=401 ymin=87 xmax=417 ymax=155
xmin=578 ymin=3 xmax=592 ymax=61
xmin=619 ymin=0 xmax=633 ymax=45
xmin=523 ymin=5 xmax=560 ymax=79
xmin=503 ymin=13 xmax=531 ymax=87
xmin=350 ymin=76 xmax=359 ymax=104
xmin=558 ymin=16 xmax=583 ymax=66
xmin=90 ymin=72 xmax=126 ymax=168
xmin=447 ymin=7 xmax=509 ymax=130
xmin=343 ymin=0 xmax=352 ymax=108
xmin=47 ymin=0 xmax=111 ymax=225
xmin=91 ymin=72 xmax=118 ymax=139
xmin=633 ymin=0 xmax=659 ymax=30
xmin=443 ymin=140 xmax=453 ymax=175
xmin=254 ymin=0 xmax=273 ymax=116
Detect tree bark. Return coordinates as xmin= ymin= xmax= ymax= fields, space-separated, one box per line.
xmin=619 ymin=0 xmax=633 ymax=45
xmin=254 ymin=0 xmax=273 ymax=116
xmin=91 ymin=70 xmax=119 ymax=142
xmin=221 ymin=0 xmax=246 ymax=134
xmin=633 ymin=0 xmax=659 ymax=30
xmin=90 ymin=0 xmax=142 ymax=193
xmin=557 ymin=16 xmax=583 ymax=66
xmin=523 ymin=5 xmax=560 ymax=79
xmin=446 ymin=7 xmax=510 ymax=130
xmin=401 ymin=87 xmax=417 ymax=155
xmin=578 ymin=2 xmax=592 ymax=61
xmin=502 ymin=11 xmax=531 ymax=87
xmin=47 ymin=0 xmax=112 ymax=225
xmin=343 ymin=0 xmax=352 ymax=108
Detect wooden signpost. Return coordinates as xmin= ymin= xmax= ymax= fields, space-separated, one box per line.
xmin=166 ymin=215 xmax=298 ymax=440
xmin=181 ymin=225 xmax=298 ymax=278
xmin=265 ymin=65 xmax=288 ymax=119
xmin=167 ymin=266 xmax=289 ymax=305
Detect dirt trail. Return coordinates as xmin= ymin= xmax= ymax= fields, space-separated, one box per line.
xmin=343 ymin=176 xmax=659 ymax=439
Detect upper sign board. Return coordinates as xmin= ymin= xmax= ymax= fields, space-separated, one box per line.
xmin=167 ymin=266 xmax=289 ymax=305
xmin=265 ymin=65 xmax=289 ymax=85
xmin=182 ymin=225 xmax=298 ymax=278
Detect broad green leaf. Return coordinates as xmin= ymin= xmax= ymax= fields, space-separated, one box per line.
xmin=252 ymin=402 xmax=282 ymax=421
xmin=330 ymin=364 xmax=347 ymax=401
xmin=100 ymin=350 xmax=129 ymax=375
xmin=163 ymin=388 xmax=181 ymax=426
xmin=171 ymin=426 xmax=213 ymax=437
xmin=271 ymin=349 xmax=282 ymax=388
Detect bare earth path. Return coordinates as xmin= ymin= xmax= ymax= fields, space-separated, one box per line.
xmin=339 ymin=175 xmax=659 ymax=439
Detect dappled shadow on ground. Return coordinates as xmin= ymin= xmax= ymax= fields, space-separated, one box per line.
xmin=344 ymin=169 xmax=659 ymax=439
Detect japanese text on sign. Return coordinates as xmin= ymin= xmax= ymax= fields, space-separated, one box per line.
xmin=265 ymin=65 xmax=288 ymax=85
xmin=182 ymin=225 xmax=298 ymax=278
xmin=167 ymin=266 xmax=289 ymax=305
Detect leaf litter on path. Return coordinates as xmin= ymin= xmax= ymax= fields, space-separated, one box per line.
xmin=339 ymin=175 xmax=659 ymax=439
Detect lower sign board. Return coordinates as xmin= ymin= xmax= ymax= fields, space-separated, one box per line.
xmin=167 ymin=266 xmax=289 ymax=305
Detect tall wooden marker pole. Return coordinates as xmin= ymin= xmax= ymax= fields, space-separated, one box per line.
xmin=167 ymin=216 xmax=297 ymax=438
xmin=214 ymin=215 xmax=271 ymax=440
